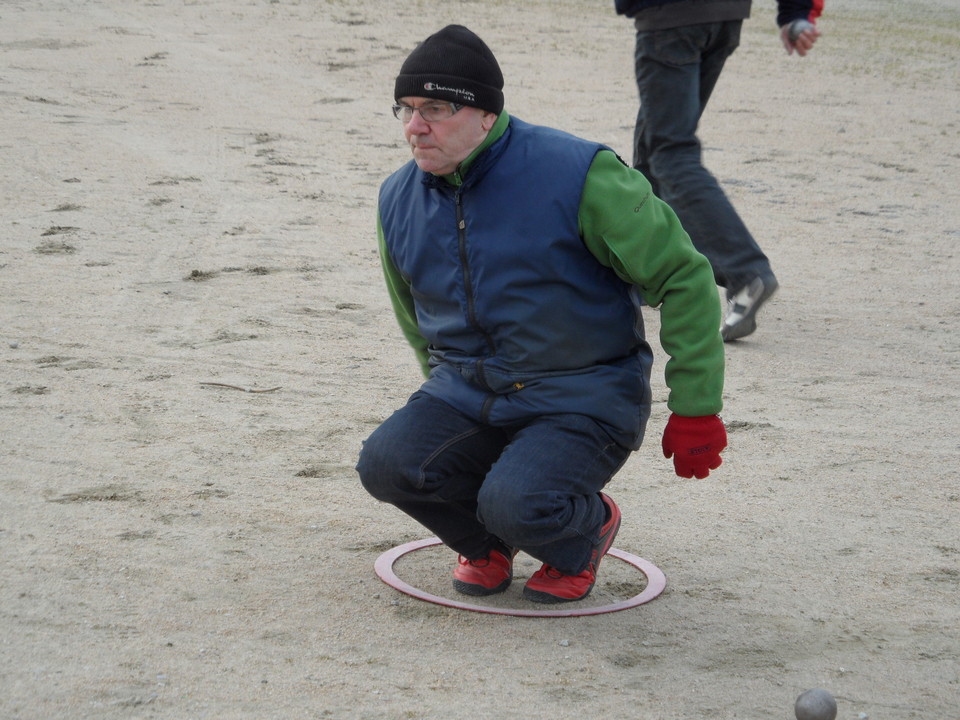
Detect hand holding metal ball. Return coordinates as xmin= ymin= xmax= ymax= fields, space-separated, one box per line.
xmin=788 ymin=18 xmax=816 ymax=41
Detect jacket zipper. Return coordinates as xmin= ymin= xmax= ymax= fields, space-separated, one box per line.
xmin=455 ymin=192 xmax=497 ymax=401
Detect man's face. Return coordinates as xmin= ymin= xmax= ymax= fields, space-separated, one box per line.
xmin=398 ymin=98 xmax=496 ymax=175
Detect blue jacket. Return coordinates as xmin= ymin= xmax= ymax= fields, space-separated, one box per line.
xmin=379 ymin=117 xmax=653 ymax=447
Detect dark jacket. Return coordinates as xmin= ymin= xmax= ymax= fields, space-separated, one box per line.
xmin=615 ymin=0 xmax=822 ymax=30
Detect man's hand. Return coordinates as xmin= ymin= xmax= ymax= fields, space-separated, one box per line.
xmin=662 ymin=413 xmax=727 ymax=479
xmin=780 ymin=19 xmax=821 ymax=57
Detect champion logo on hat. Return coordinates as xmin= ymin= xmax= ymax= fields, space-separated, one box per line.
xmin=423 ymin=82 xmax=476 ymax=103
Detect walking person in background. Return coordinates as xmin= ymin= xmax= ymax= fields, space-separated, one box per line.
xmin=615 ymin=0 xmax=823 ymax=341
xmin=357 ymin=25 xmax=727 ymax=604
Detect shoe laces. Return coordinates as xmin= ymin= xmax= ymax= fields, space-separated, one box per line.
xmin=458 ymin=554 xmax=491 ymax=568
xmin=540 ymin=565 xmax=592 ymax=581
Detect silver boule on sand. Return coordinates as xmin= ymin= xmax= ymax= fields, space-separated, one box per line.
xmin=794 ymin=688 xmax=838 ymax=720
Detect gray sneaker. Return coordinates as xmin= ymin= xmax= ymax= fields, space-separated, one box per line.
xmin=721 ymin=275 xmax=779 ymax=342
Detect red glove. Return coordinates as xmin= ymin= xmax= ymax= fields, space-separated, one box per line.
xmin=662 ymin=413 xmax=727 ymax=479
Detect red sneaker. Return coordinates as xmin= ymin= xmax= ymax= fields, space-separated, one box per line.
xmin=523 ymin=493 xmax=621 ymax=603
xmin=452 ymin=548 xmax=516 ymax=596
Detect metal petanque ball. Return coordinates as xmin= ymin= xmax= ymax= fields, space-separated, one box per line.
xmin=795 ymin=688 xmax=837 ymax=720
xmin=788 ymin=18 xmax=816 ymax=41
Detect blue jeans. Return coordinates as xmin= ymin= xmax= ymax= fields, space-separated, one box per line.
xmin=633 ymin=20 xmax=774 ymax=292
xmin=356 ymin=391 xmax=632 ymax=575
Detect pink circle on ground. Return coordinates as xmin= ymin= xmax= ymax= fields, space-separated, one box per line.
xmin=374 ymin=537 xmax=666 ymax=617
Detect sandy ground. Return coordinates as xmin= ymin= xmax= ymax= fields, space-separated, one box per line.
xmin=2 ymin=1 xmax=959 ymax=718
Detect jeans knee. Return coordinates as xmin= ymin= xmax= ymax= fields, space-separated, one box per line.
xmin=356 ymin=439 xmax=410 ymax=502
xmin=476 ymin=484 xmax=529 ymax=543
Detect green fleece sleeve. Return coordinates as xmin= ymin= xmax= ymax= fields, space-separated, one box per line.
xmin=377 ymin=213 xmax=431 ymax=378
xmin=580 ymin=150 xmax=724 ymax=417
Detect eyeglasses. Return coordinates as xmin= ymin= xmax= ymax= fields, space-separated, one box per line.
xmin=392 ymin=102 xmax=464 ymax=123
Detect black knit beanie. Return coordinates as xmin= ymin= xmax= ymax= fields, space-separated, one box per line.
xmin=394 ymin=25 xmax=504 ymax=115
